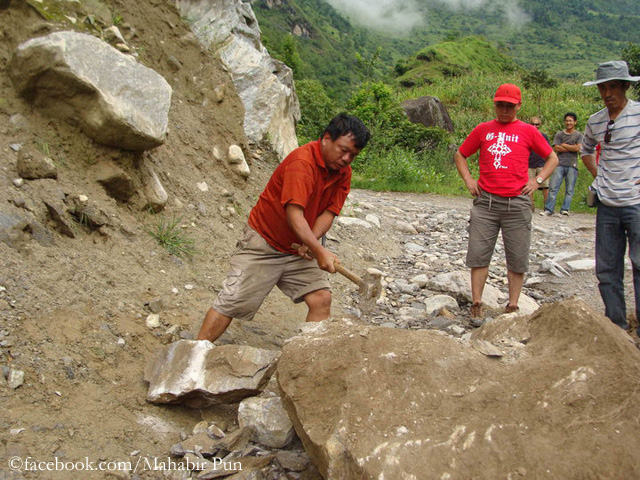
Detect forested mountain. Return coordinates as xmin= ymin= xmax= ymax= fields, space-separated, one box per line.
xmin=251 ymin=0 xmax=640 ymax=98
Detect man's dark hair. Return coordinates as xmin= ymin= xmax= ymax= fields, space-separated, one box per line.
xmin=323 ymin=113 xmax=371 ymax=149
xmin=564 ymin=112 xmax=577 ymax=121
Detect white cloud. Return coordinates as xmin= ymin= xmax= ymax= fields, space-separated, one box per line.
xmin=324 ymin=0 xmax=530 ymax=34
xmin=324 ymin=0 xmax=425 ymax=33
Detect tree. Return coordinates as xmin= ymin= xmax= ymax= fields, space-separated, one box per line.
xmin=622 ymin=42 xmax=640 ymax=99
xmin=281 ymin=35 xmax=303 ymax=79
xmin=521 ymin=68 xmax=558 ymax=115
xmin=295 ymin=79 xmax=336 ymax=144
xmin=355 ymin=47 xmax=382 ymax=84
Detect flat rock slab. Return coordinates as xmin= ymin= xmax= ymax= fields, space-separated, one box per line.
xmin=277 ymin=301 xmax=640 ymax=479
xmin=145 ymin=340 xmax=279 ymax=408
xmin=566 ymin=259 xmax=596 ymax=271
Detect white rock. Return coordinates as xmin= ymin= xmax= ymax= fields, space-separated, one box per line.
xmin=238 ymin=396 xmax=295 ymax=448
xmin=424 ymin=295 xmax=460 ymax=315
xmin=8 ymin=369 xmax=25 ymax=389
xmin=566 ymin=259 xmax=596 ymax=271
xmin=146 ymin=314 xmax=161 ymax=329
xmin=365 ymin=214 xmax=381 ymax=228
xmin=337 ymin=217 xmax=372 ymax=229
xmin=227 ymin=145 xmax=245 ymax=165
xmin=409 ymin=274 xmax=429 ymax=288
xmin=197 ymin=182 xmax=209 ymax=192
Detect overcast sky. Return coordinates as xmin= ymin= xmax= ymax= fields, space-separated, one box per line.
xmin=323 ymin=0 xmax=530 ymax=34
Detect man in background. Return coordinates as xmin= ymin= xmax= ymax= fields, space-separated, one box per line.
xmin=527 ymin=116 xmax=551 ymax=211
xmin=197 ymin=113 xmax=370 ymax=342
xmin=541 ymin=112 xmax=583 ymax=216
xmin=581 ymin=60 xmax=640 ymax=337
xmin=454 ymin=84 xmax=558 ymax=318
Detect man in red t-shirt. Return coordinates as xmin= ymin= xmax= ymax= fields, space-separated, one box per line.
xmin=197 ymin=114 xmax=370 ymax=342
xmin=454 ymin=84 xmax=558 ymax=318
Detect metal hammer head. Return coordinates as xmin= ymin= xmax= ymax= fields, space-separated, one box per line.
xmin=358 ymin=268 xmax=383 ymax=312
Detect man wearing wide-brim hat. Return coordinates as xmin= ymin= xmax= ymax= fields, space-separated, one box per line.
xmin=581 ymin=60 xmax=640 ymax=338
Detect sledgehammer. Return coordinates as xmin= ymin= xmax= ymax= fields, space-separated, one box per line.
xmin=291 ymin=243 xmax=382 ymax=310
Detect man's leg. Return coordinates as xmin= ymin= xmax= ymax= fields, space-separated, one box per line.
xmin=560 ymin=167 xmax=578 ymax=212
xmin=506 ymin=270 xmax=525 ymax=307
xmin=197 ymin=308 xmax=232 ymax=342
xmin=471 ymin=266 xmax=489 ymax=304
xmin=541 ymin=187 xmax=549 ymax=202
xmin=303 ymin=289 xmax=332 ymax=322
xmin=596 ymin=204 xmax=628 ymax=329
xmin=621 ymin=204 xmax=640 ymax=335
xmin=466 ymin=193 xmax=500 ymax=314
xmin=544 ymin=167 xmax=564 ymax=213
xmin=501 ymin=195 xmax=532 ymax=309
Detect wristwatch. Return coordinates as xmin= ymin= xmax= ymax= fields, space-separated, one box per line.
xmin=536 ymin=177 xmax=544 ymax=184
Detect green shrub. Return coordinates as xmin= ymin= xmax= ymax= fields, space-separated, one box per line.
xmin=296 ymin=79 xmax=336 ymax=144
xmin=146 ymin=216 xmax=197 ymax=258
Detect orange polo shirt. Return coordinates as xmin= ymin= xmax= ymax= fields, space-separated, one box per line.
xmin=248 ymin=139 xmax=351 ymax=254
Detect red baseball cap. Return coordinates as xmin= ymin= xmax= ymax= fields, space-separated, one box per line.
xmin=493 ymin=83 xmax=521 ymax=104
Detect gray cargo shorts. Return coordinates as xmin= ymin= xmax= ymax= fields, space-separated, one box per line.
xmin=213 ymin=225 xmax=330 ymax=321
xmin=466 ymin=191 xmax=532 ymax=273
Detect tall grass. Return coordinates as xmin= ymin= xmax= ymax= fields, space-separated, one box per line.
xmin=353 ymin=72 xmax=603 ymax=213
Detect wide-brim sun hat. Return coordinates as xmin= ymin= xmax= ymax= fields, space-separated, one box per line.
xmin=583 ymin=60 xmax=640 ymax=86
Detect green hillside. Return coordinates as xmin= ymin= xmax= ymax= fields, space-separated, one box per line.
xmin=394 ymin=36 xmax=519 ymax=88
xmin=253 ymin=0 xmax=640 ymax=96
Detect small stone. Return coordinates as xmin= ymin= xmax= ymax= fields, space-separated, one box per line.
xmin=192 ymin=420 xmax=209 ymax=435
xmin=12 ymin=178 xmax=24 ymax=188
xmin=165 ymin=325 xmax=180 ymax=336
xmin=184 ymin=284 xmax=194 ymax=290
xmin=145 ymin=314 xmax=161 ymax=329
xmin=10 ymin=428 xmax=25 ymax=435
xmin=197 ymin=182 xmax=209 ymax=192
xmin=147 ymin=298 xmax=164 ymax=314
xmin=8 ymin=369 xmax=25 ymax=389
xmin=207 ymin=424 xmax=225 ymax=438
xmin=116 ymin=338 xmax=126 ymax=347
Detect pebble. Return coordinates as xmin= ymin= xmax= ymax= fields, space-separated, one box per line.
xmin=8 ymin=369 xmax=25 ymax=389
xmin=145 ymin=314 xmax=161 ymax=329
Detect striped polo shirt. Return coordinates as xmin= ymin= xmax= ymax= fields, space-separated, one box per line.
xmin=581 ymin=99 xmax=640 ymax=207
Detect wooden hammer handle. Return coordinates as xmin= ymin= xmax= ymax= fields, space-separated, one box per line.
xmin=291 ymin=243 xmax=363 ymax=286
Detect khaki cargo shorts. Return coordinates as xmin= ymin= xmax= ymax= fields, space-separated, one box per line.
xmin=528 ymin=167 xmax=549 ymax=189
xmin=213 ymin=225 xmax=330 ymax=321
xmin=466 ymin=191 xmax=532 ymax=273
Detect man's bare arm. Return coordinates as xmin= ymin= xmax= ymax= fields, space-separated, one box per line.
xmin=582 ymin=154 xmax=598 ymax=177
xmin=454 ymin=150 xmax=480 ymax=197
xmin=286 ymin=204 xmax=337 ymax=273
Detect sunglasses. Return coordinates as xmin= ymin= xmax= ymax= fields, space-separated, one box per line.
xmin=531 ymin=123 xmax=541 ymax=126
xmin=604 ymin=120 xmax=614 ymax=144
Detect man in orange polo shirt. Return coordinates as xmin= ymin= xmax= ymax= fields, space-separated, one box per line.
xmin=197 ymin=113 xmax=370 ymax=342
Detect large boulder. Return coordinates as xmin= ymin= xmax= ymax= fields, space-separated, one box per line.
xmin=145 ymin=340 xmax=280 ymax=408
xmin=9 ymin=31 xmax=172 ymax=151
xmin=277 ymin=302 xmax=640 ymax=479
xmin=175 ymin=0 xmax=299 ymax=158
xmin=401 ymin=96 xmax=454 ymax=132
